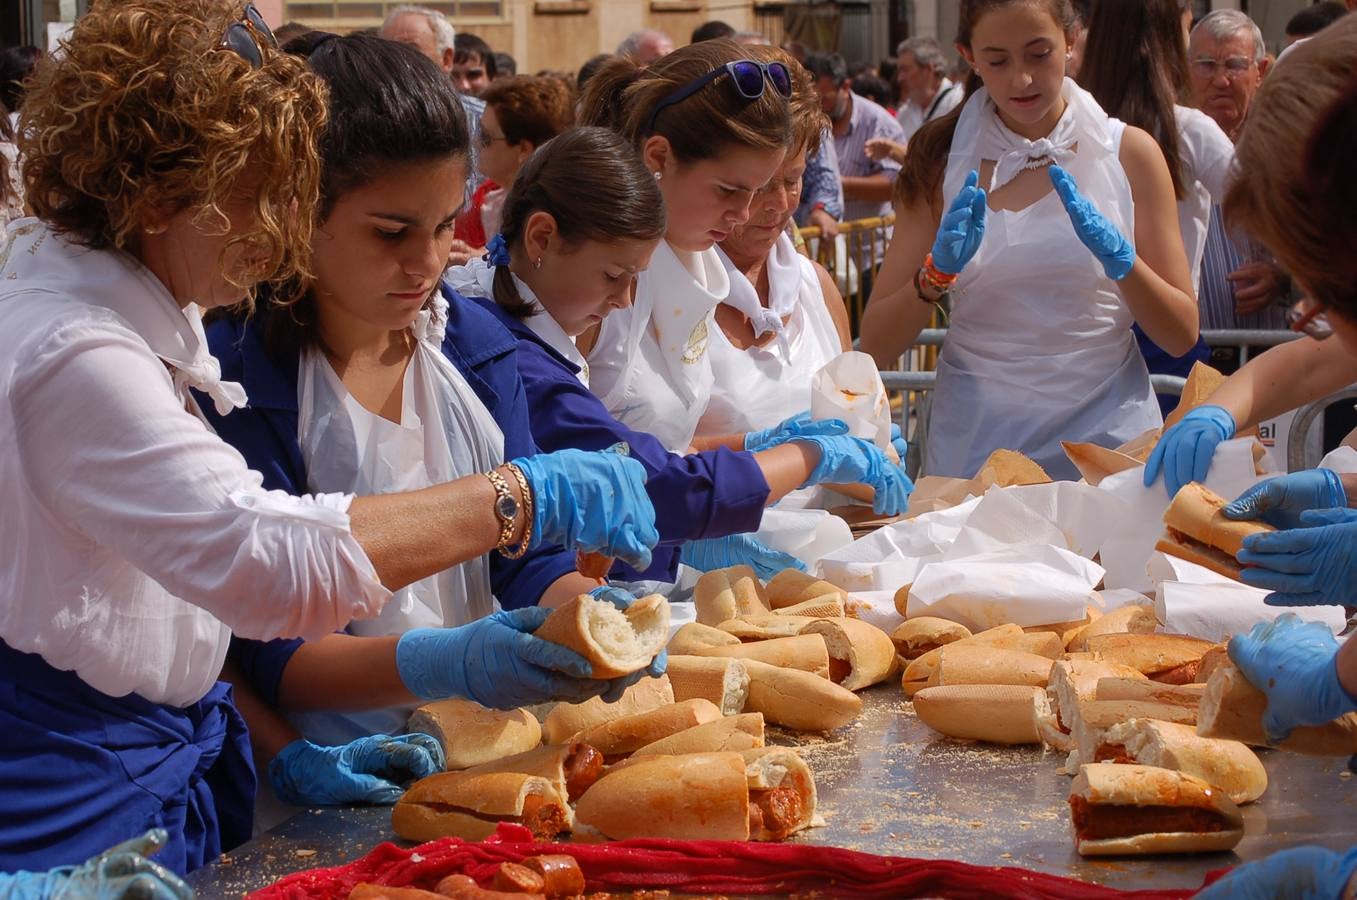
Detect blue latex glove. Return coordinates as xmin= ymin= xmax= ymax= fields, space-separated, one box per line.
xmin=930 ymin=169 xmax=987 ymax=275
xmin=795 ymin=434 xmax=914 ymax=516
xmin=1224 ymin=469 xmax=1348 ymax=530
xmin=888 ymin=422 xmax=908 ymax=462
xmin=1228 ymin=613 xmax=1357 ymax=744
xmin=1049 ymin=165 xmax=1136 ymax=281
xmin=0 ymin=829 xmax=192 ymax=899
xmin=513 ymin=449 xmax=659 ymax=571
xmin=587 ymin=585 xmax=668 ymax=702
xmin=1197 ymin=846 xmax=1357 ymax=900
xmin=681 ymin=533 xmax=809 ymax=581
xmin=268 ymin=734 xmax=444 ymax=806
xmin=1237 ymin=508 xmax=1357 ymax=607
xmin=743 ymin=412 xmax=849 ymax=452
xmin=1142 ymin=405 xmax=1236 ymax=497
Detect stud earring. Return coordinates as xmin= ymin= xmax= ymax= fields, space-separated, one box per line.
xmin=144 ymin=223 xmax=167 ymax=235
xmin=653 ymin=171 xmax=663 ymax=181
xmin=534 ymin=257 xmax=542 ymax=270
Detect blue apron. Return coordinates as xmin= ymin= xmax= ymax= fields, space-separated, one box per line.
xmin=0 ymin=640 xmax=255 ymax=876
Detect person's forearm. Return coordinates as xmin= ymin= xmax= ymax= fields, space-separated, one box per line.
xmin=1206 ymin=338 xmax=1357 ymax=433
xmin=858 ymin=201 xmax=938 ymax=367
xmin=539 ymin=571 xmax=603 ymax=608
xmin=1119 ymin=258 xmax=1199 ymax=357
xmin=690 ymin=434 xmax=746 ymax=452
xmin=221 ymin=660 xmax=303 ymax=764
xmin=278 ymin=634 xmax=414 ymax=712
xmin=752 ymin=442 xmax=820 ymax=502
xmin=841 ymin=174 xmax=896 ymax=204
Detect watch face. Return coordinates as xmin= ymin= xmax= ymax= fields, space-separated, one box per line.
xmin=496 ymin=493 xmax=519 ymax=521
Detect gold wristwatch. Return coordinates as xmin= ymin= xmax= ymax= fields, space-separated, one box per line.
xmin=484 ymin=468 xmax=527 ymax=559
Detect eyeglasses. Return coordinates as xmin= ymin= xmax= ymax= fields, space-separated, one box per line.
xmin=1287 ymin=296 xmax=1333 ymax=340
xmin=645 ymin=60 xmax=793 ymax=136
xmin=1190 ymin=55 xmax=1255 ymax=81
xmin=478 ymin=129 xmax=510 ymax=149
xmin=221 ymin=4 xmax=277 ymax=70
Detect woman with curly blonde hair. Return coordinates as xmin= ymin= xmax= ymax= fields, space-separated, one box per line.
xmin=0 ymin=1 xmax=657 ymax=884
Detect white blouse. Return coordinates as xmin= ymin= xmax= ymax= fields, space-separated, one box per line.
xmin=1174 ymin=105 xmax=1235 ymax=290
xmin=0 ymin=220 xmax=391 ymax=707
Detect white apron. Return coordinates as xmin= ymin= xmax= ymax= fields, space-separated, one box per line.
xmin=925 ymin=78 xmax=1161 ymax=481
xmin=291 ymin=292 xmax=506 ymax=744
xmin=587 ymin=242 xmax=729 ymax=453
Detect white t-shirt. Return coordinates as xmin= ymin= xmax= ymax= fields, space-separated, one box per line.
xmin=895 ymin=79 xmax=964 ymax=143
xmin=1174 ymin=105 xmax=1235 ymax=290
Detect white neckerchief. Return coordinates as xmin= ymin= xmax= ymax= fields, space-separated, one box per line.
xmin=978 ymin=78 xmax=1081 ymax=193
xmin=716 ymin=231 xmax=803 ymax=356
xmin=0 ymin=219 xmax=247 ymax=416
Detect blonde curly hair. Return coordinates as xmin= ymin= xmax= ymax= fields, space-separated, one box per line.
xmin=19 ymin=0 xmax=328 ymax=302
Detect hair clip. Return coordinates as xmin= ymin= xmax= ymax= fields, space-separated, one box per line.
xmin=485 ymin=233 xmax=511 ymax=267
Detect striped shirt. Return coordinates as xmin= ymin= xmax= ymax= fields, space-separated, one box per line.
xmin=1197 ymin=203 xmax=1290 ymax=331
xmin=832 ymin=93 xmax=905 ymax=223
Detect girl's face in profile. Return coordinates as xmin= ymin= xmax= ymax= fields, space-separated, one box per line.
xmin=531 ymin=232 xmax=659 ymax=337
xmin=655 ymin=143 xmax=787 ymax=253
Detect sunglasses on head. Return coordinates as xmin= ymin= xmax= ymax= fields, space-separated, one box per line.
xmin=645 ymin=60 xmax=792 ymax=136
xmin=1287 ymin=296 xmax=1333 ymax=341
xmin=221 ymin=3 xmax=278 ymax=69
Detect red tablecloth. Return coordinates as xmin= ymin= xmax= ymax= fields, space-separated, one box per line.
xmin=251 ymin=823 xmax=1221 ymax=899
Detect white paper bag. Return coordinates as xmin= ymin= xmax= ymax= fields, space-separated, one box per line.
xmin=811 ymin=351 xmax=892 ymax=450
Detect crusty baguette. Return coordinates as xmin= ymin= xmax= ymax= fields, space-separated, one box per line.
xmin=773 ymin=595 xmax=847 ymax=618
xmin=1157 ymin=482 xmax=1273 ymax=580
xmin=574 ymin=751 xmax=751 ymax=840
xmin=459 ymin=741 xmax=603 ymax=803
xmin=766 ymin=569 xmax=847 ymax=610
xmin=1040 ymin=660 xmax=1149 ymax=753
xmin=695 ymin=565 xmax=769 ymax=625
xmin=1065 ymin=605 xmax=1158 ymax=653
xmin=912 ymin=684 xmax=1045 ymax=744
xmin=1097 ymin=718 xmax=1267 ymax=805
xmin=533 ymin=592 xmax=669 ymax=679
xmin=1068 ymin=763 xmax=1243 ymax=857
xmin=901 ymin=624 xmax=1026 ymax=696
xmin=891 ymin=617 xmax=972 ymax=660
xmin=1085 ymin=633 xmax=1215 ymax=677
xmin=935 ymin=645 xmax=1056 ymax=689
xmin=668 ymin=622 xmax=740 ymax=656
xmin=718 ymin=613 xmax=819 ymax=641
xmin=405 ymin=699 xmax=541 ymax=771
xmin=570 ymin=698 xmax=723 ymax=758
xmin=632 ymin=713 xmax=766 ymax=757
xmin=742 ymin=746 xmax=817 ymax=840
xmin=1094 ymin=678 xmax=1204 ymax=709
xmin=392 ymin=772 xmax=568 ymax=842
xmin=742 ymin=658 xmax=862 ymax=731
xmin=542 ymin=675 xmax=673 ymax=744
xmin=799 ymin=617 xmax=897 ymax=690
xmin=1194 ymin=644 xmax=1230 ymax=684
xmin=1198 ymin=660 xmax=1357 ymax=755
xmin=664 ymin=655 xmax=750 ymax=715
xmin=694 ymin=634 xmax=831 ymax=678
xmin=1072 ymin=699 xmax=1198 ymax=768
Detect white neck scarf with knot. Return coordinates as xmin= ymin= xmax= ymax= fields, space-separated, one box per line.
xmin=980 ymin=79 xmax=1082 ymax=193
xmin=171 ymin=304 xmax=248 ymax=415
xmin=716 ymin=230 xmax=803 ymax=356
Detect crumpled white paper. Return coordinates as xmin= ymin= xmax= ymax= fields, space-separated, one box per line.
xmin=815 ymin=494 xmax=982 ymax=592
xmin=811 ymin=351 xmax=892 ymax=450
xmin=844 ymin=590 xmax=905 ymax=634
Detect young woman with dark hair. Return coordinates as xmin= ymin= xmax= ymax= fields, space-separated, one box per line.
xmin=859 ymin=0 xmax=1196 ymax=480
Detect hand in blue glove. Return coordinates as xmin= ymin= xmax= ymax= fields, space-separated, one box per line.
xmin=681 ymin=533 xmax=809 ymax=581
xmin=1237 ymin=507 xmax=1357 ymax=606
xmin=888 ymin=422 xmax=909 ymax=462
xmin=930 ymin=169 xmax=987 ymax=275
xmin=1142 ymin=405 xmax=1236 ymax=497
xmin=1228 ymin=613 xmax=1357 ymax=744
xmin=743 ymin=412 xmax=849 ymax=453
xmin=1196 ymin=846 xmax=1357 ymax=900
xmin=1224 ymin=469 xmax=1348 ymax=530
xmin=587 ymin=585 xmax=668 ymax=703
xmin=1049 ymin=165 xmax=1135 ymax=281
xmin=513 ymin=449 xmax=659 ymax=571
xmin=268 ymin=734 xmax=444 ymax=806
xmin=0 ymin=829 xmax=192 ymax=899
xmin=796 ymin=434 xmax=914 ymax=516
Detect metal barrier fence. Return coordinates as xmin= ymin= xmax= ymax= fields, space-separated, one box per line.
xmin=798 ymin=214 xmax=894 ymax=331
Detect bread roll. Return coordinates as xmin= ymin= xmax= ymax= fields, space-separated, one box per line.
xmin=1065 ymin=605 xmax=1158 ymax=653
xmin=773 ymin=595 xmax=847 ymax=618
xmin=1068 ymin=763 xmax=1243 ymax=856
xmin=901 ymin=623 xmax=1026 ymax=696
xmin=405 ymin=699 xmax=541 ymax=771
xmin=668 ymin=622 xmax=740 ymax=656
xmin=799 ymin=617 xmax=896 ymax=690
xmin=935 ymin=645 xmax=1055 ymax=689
xmin=718 ymin=613 xmax=818 ymax=641
xmin=1085 ymin=633 xmax=1214 ymax=678
xmin=460 ymin=741 xmax=604 ymax=803
xmin=912 ymin=684 xmax=1046 ymax=744
xmin=766 ymin=569 xmax=847 ymax=610
xmin=534 ymin=592 xmax=669 ymax=679
xmin=392 ymin=772 xmax=568 ymax=842
xmin=570 ymin=698 xmax=723 ymax=758
xmin=542 ymin=675 xmax=673 ymax=744
xmin=742 ymin=746 xmax=817 ymax=840
xmin=665 ymin=655 xmax=750 ymax=715
xmin=1194 ymin=644 xmax=1230 ymax=684
xmin=1156 ymin=482 xmax=1273 ymax=581
xmin=1040 ymin=660 xmax=1148 ymax=752
xmin=1094 ymin=678 xmax=1204 ymax=709
xmin=1097 ymin=718 xmax=1267 ymax=805
xmin=1198 ymin=660 xmax=1357 ymax=754
xmin=694 ymin=634 xmax=831 ymax=678
xmin=695 ymin=565 xmax=769 ymax=625
xmin=1072 ymin=699 xmax=1198 ymax=768
xmin=574 ymin=751 xmax=751 ymax=841
xmin=632 ymin=713 xmax=766 ymax=757
xmin=891 ymin=617 xmax=972 ymax=660
xmin=742 ymin=658 xmax=861 ymax=731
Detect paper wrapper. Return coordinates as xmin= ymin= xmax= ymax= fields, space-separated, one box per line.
xmin=843 ymin=590 xmax=906 ymax=633
xmin=1148 ymin=553 xmax=1346 ymax=642
xmin=905 ymin=450 xmax=1051 ymax=518
xmin=816 ymin=496 xmax=982 ymax=592
xmin=810 ymin=351 xmax=891 ymax=450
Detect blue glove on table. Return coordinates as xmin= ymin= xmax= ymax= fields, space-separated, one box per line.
xmin=1049 ymin=165 xmax=1135 ymax=281
xmin=0 ymin=829 xmax=192 ymax=899
xmin=930 ymin=169 xmax=987 ymax=275
xmin=1236 ymin=507 xmax=1357 ymax=606
xmin=1228 ymin=613 xmax=1357 ymax=744
xmin=1225 ymin=469 xmax=1348 ymax=530
xmin=513 ymin=449 xmax=659 ymax=571
xmin=743 ymin=412 xmax=849 ymax=453
xmin=1143 ymin=405 xmax=1236 ymax=498
xmin=587 ymin=585 xmax=668 ymax=702
xmin=795 ymin=434 xmax=914 ymax=516
xmin=1196 ymin=846 xmax=1357 ymax=900
xmin=681 ymin=533 xmax=808 ymax=581
xmin=268 ymin=734 xmax=444 ymax=806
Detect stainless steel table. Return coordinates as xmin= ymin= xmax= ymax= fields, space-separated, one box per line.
xmin=189 ymin=685 xmax=1357 ymax=896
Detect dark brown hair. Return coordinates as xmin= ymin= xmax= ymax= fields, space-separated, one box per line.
xmin=896 ymin=0 xmax=1075 ymax=212
xmin=577 ymin=38 xmax=789 ymax=162
xmin=1077 ymin=0 xmax=1189 ymax=199
xmin=1224 ymin=17 xmax=1357 ymax=320
xmin=482 ymin=75 xmax=575 ymax=149
xmin=490 ymin=126 xmax=666 ymax=318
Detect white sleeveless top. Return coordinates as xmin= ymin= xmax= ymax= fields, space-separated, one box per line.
xmin=700 ymin=232 xmax=843 ymax=436
xmin=925 ymin=78 xmax=1161 ymax=480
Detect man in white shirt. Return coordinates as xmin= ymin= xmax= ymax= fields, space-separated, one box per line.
xmin=893 ymin=37 xmax=962 ymax=143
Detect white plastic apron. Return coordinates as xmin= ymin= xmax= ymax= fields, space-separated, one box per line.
xmin=587 ymin=242 xmax=729 ymax=453
xmin=925 ymin=79 xmax=1161 ymax=481
xmin=292 ymin=294 xmax=505 ymax=745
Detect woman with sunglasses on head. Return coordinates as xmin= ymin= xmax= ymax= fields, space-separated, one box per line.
xmin=857 ymin=0 xmax=1198 ymax=481
xmin=0 ymin=1 xmax=656 ymax=883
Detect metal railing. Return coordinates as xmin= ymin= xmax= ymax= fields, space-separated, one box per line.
xmin=798 ymin=214 xmax=895 ymax=331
